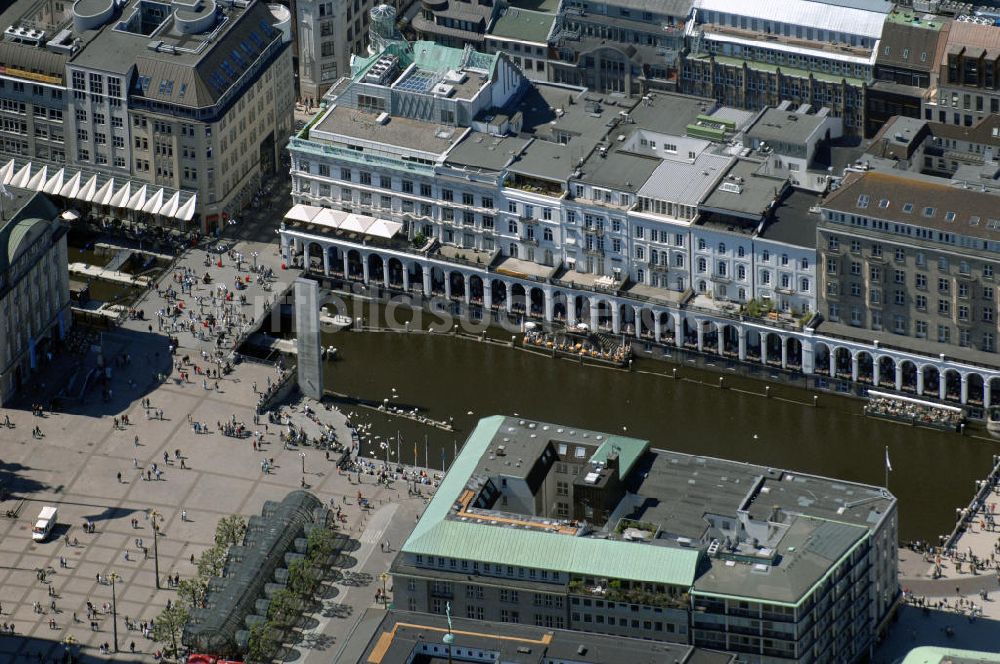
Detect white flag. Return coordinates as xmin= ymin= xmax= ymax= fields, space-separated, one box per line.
xmin=885 ymin=446 xmax=892 ymax=473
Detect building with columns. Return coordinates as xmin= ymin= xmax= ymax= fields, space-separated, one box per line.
xmin=281 ymin=38 xmax=1000 ymax=418
xmin=816 ymin=169 xmax=1000 ymax=407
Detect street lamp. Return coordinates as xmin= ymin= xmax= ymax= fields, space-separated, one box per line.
xmin=252 ymin=251 xmax=259 ymax=270
xmin=108 ymin=572 xmax=120 ymax=653
xmin=300 ymin=451 xmax=306 ymax=474
xmin=150 ymin=509 xmax=162 ymax=589
xmin=380 ymin=572 xmax=389 ymax=607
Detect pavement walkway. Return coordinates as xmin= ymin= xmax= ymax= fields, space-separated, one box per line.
xmin=0 ymin=236 xmax=428 ymax=663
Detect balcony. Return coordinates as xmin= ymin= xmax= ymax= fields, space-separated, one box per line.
xmin=567 ymin=579 xmax=688 ymax=610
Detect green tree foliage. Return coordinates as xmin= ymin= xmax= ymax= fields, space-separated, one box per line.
xmin=152 ymin=602 xmax=189 ymax=657
xmin=215 ymin=514 xmax=248 ymax=549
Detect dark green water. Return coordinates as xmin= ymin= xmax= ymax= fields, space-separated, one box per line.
xmin=319 ymin=320 xmax=999 ymax=543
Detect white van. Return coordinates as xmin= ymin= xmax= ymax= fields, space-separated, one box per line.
xmin=32 ymin=506 xmax=57 ymax=542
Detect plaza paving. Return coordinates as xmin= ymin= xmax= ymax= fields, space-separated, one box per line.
xmin=0 ymin=236 xmax=428 ymax=662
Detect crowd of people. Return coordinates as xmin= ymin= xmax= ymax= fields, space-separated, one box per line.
xmin=865 ymin=395 xmax=965 ymax=430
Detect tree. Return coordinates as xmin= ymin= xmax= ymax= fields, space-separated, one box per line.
xmin=306 ymin=526 xmax=338 ymax=564
xmin=153 ymin=602 xmax=189 ymax=658
xmin=287 ymin=558 xmax=320 ymax=598
xmin=215 ymin=514 xmax=248 ymax=549
xmin=266 ymin=588 xmax=299 ymax=628
xmin=177 ymin=577 xmax=208 ymax=609
xmin=196 ymin=544 xmax=228 ymax=580
xmin=245 ymin=621 xmax=279 ymax=664
xmin=412 ymin=232 xmax=427 ymax=248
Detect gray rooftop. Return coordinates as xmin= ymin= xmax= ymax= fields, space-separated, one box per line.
xmin=701 ymin=159 xmax=787 ymax=220
xmin=757 ymin=188 xmax=824 ymax=248
xmin=574 ymin=147 xmax=659 ymax=193
xmin=312 ymin=108 xmax=467 ymax=156
xmin=508 ymin=138 xmax=578 ymax=182
xmin=628 ymin=92 xmax=718 ymax=136
xmin=488 ymin=7 xmax=556 ymax=43
xmin=747 ymin=108 xmax=832 ymax=146
xmin=349 ymin=609 xmax=737 ymax=664
xmin=445 ymin=132 xmax=530 ymax=172
xmin=638 ymin=152 xmax=733 ymax=207
xmin=69 ymin=0 xmax=284 ymax=108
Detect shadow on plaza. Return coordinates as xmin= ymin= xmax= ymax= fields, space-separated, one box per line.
xmin=0 ymin=632 xmax=152 ymax=663
xmin=0 ymin=460 xmax=50 ymax=500
xmin=875 ymin=605 xmax=1000 ymax=663
xmin=10 ymin=328 xmax=176 ymax=420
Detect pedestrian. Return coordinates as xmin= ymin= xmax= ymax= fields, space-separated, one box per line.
xmin=181 ymin=510 xmax=187 ymax=522
xmin=116 ymin=471 xmax=122 ymax=483
xmin=134 ymin=435 xmax=139 ymax=447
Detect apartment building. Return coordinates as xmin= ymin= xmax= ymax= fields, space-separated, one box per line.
xmin=391 ymin=416 xmax=899 ymax=664
xmin=817 ymin=170 xmax=1000 ymax=403
xmin=925 ymin=20 xmax=1000 ymax=128
xmin=0 ymin=0 xmax=294 ymax=231
xmin=866 ymin=9 xmax=948 ymax=136
xmin=0 ymin=188 xmax=70 ymax=403
xmin=682 ymin=0 xmax=892 ymax=133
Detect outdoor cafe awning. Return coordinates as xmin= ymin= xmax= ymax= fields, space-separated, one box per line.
xmin=0 ymin=158 xmax=197 ymax=221
xmin=283 ymin=204 xmax=403 ymax=239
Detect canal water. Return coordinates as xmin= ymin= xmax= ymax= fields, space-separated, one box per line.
xmin=317 ymin=315 xmax=998 ymax=542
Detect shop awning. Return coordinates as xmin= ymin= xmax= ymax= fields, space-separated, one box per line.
xmin=285 ymin=203 xmax=319 ymax=223
xmin=284 ymin=203 xmax=403 ymax=239
xmin=0 ymin=159 xmax=197 ymax=220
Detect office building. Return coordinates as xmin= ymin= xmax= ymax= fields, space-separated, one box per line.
xmin=0 ymin=188 xmax=70 ymax=403
xmin=390 ymin=416 xmax=899 ymax=664
xmin=682 ymin=0 xmax=893 ymax=134
xmin=0 ymin=0 xmax=295 ymax=231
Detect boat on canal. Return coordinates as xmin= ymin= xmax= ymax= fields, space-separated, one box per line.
xmin=864 ymin=390 xmax=965 ymax=432
xmin=987 ymin=407 xmax=1000 ymax=435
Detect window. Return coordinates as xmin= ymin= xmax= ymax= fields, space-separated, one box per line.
xmin=894 ymin=248 xmax=905 ymax=262
xmin=916 ymin=274 xmax=927 ymax=289
xmin=697 ymin=257 xmax=707 ymax=273
xmin=938 ymin=299 xmax=950 ymax=315
xmin=938 ymin=325 xmax=951 ymax=343
xmin=938 ymin=278 xmax=950 ymax=293
xmin=359 ymin=171 xmax=371 ymax=185
xmin=985 ymin=332 xmax=995 ymax=353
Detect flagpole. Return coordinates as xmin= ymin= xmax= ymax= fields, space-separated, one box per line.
xmin=424 ymin=434 xmax=428 ymax=469
xmin=884 ymin=445 xmax=889 ymax=490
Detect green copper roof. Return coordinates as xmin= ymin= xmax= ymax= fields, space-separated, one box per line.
xmin=353 ymin=41 xmax=500 ymax=82
xmin=589 ymin=435 xmax=648 ymax=480
xmin=7 ymin=217 xmax=48 ymax=264
xmin=401 ymin=416 xmax=701 ymax=588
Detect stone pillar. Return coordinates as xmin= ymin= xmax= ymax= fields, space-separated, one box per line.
xmin=696 ymin=320 xmax=704 ymax=352
xmin=717 ymin=324 xmax=724 ymax=357
xmin=483 ymin=278 xmax=493 ymax=309
xmin=463 ymin=275 xmax=471 ymax=305
xmin=850 ymin=353 xmax=859 ymax=382
xmin=653 ymin=314 xmax=662 ymax=342
xmin=342 ymin=253 xmax=349 ymax=277
xmin=505 ymin=283 xmax=513 ymax=313
xmin=939 ymin=373 xmax=947 ymax=401
xmin=294 ymin=278 xmax=324 ymax=400
xmin=422 ymin=267 xmax=432 ymax=295
xmin=738 ymin=327 xmax=747 ymax=361
xmin=544 ymin=289 xmax=554 ymax=322
xmin=916 ymin=368 xmax=924 ymax=396
xmin=611 ymin=305 xmax=621 ymax=334
xmin=760 ymin=333 xmax=768 ymax=364
xmin=567 ymin=297 xmax=577 ymax=327
xmin=633 ymin=306 xmax=642 ymax=338
xmin=873 ymin=359 xmax=881 ymax=387
xmin=323 ymin=247 xmax=331 ymax=276
xmin=780 ymin=337 xmax=788 ymax=369
xmin=590 ymin=301 xmax=599 ymax=331
xmin=444 ymin=271 xmax=452 ymax=299
xmin=800 ymin=338 xmax=814 ymax=375
xmin=280 ymin=234 xmax=290 ymax=263
xmin=986 ymin=380 xmax=993 ymax=408
xmin=383 ymin=257 xmax=391 ymax=289
xmin=674 ymin=315 xmax=683 ymax=348
xmin=895 ymin=364 xmax=903 ymax=391
xmin=402 ymin=264 xmax=411 ymax=291
xmin=361 ymin=255 xmax=370 ymax=284
xmin=961 ymin=374 xmax=969 ymax=404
